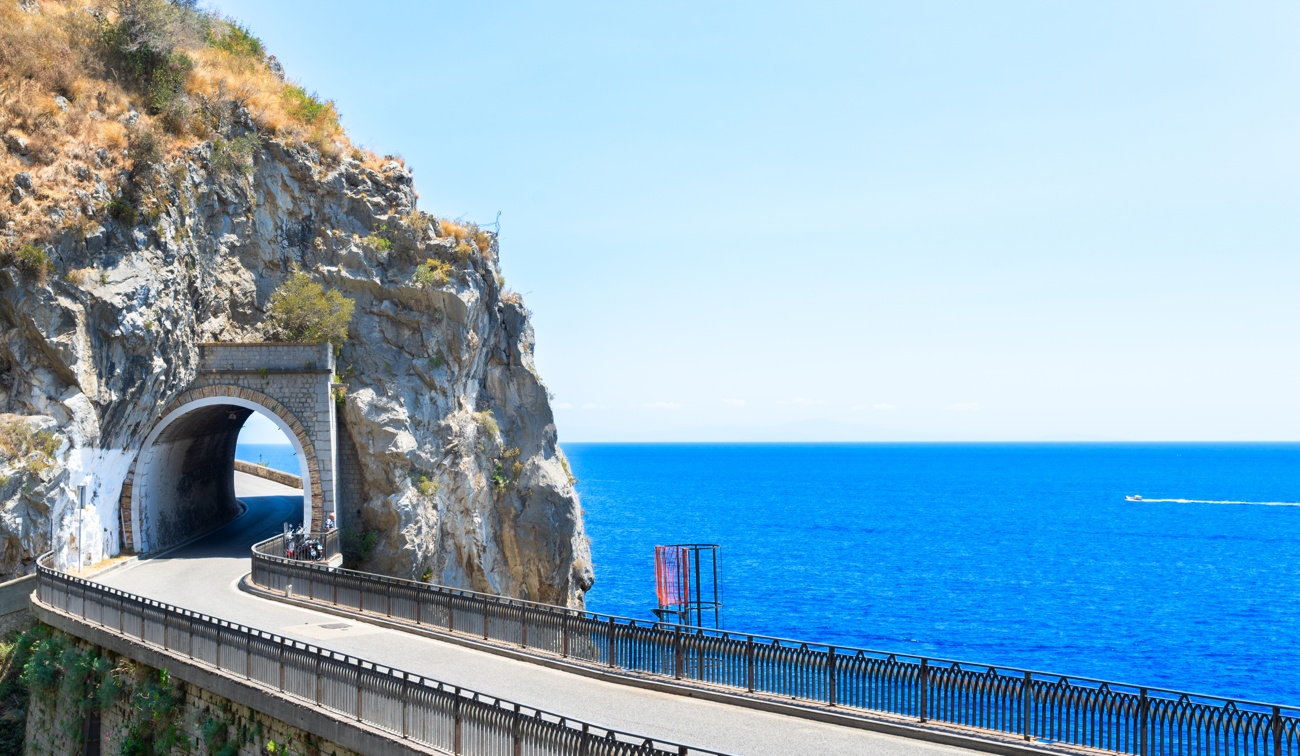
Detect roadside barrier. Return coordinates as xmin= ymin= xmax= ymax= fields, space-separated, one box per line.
xmin=253 ymin=535 xmax=1300 ymax=756
xmin=36 ymin=552 xmax=727 ymax=756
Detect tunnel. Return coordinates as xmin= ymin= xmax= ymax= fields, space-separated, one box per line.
xmin=129 ymin=395 xmax=313 ymax=554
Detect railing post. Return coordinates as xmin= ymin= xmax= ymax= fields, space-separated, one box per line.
xmin=245 ymin=634 xmax=252 ymax=680
xmin=401 ymin=677 xmax=410 ymax=738
xmin=919 ymin=658 xmax=929 ymax=723
xmin=416 ymin=590 xmax=422 ymax=625
xmin=608 ymin=616 xmax=617 ymax=668
xmin=315 ymin=654 xmax=323 ymax=704
xmin=355 ymin=664 xmax=363 ymax=721
xmin=520 ymin=609 xmax=528 ymax=649
xmin=512 ymin=702 xmax=522 ymax=756
xmin=1273 ymin=706 xmax=1283 ymax=756
xmin=827 ymin=647 xmax=837 ymax=707
xmin=483 ymin=598 xmax=490 ymax=640
xmin=1022 ymin=671 xmax=1032 ymax=741
xmin=562 ymin=611 xmax=570 ymax=658
xmin=674 ymin=625 xmax=683 ymax=680
xmin=746 ymin=635 xmax=755 ymax=692
xmin=449 ymin=600 xmax=455 ymax=633
xmin=387 ymin=580 xmax=392 ymax=617
xmin=279 ymin=642 xmax=286 ymax=691
xmin=1139 ymin=688 xmax=1149 ymax=756
xmin=453 ymin=691 xmax=463 ymax=754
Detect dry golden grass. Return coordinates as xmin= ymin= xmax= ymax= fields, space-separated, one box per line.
xmin=436 ymin=217 xmax=497 ymax=263
xmin=0 ymin=0 xmax=377 ymax=259
xmin=0 ymin=417 xmax=60 ymax=474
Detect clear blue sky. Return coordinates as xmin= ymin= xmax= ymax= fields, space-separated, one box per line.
xmin=220 ymin=1 xmax=1300 ymax=443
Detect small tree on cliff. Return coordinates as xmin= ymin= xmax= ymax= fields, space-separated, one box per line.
xmin=265 ymin=271 xmax=354 ymax=347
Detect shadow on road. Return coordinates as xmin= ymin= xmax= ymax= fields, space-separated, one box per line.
xmin=146 ymin=494 xmax=303 ymax=561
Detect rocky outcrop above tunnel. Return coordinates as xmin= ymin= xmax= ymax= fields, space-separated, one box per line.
xmin=0 ymin=121 xmax=592 ymax=607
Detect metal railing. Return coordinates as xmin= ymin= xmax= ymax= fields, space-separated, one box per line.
xmin=252 ymin=536 xmax=1300 ymax=756
xmin=281 ymin=529 xmax=340 ymax=563
xmin=35 ymin=553 xmax=726 ymax=756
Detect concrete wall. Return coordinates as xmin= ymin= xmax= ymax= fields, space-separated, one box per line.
xmin=233 ymin=460 xmax=303 ymax=489
xmin=335 ymin=414 xmax=364 ymax=524
xmin=0 ymin=573 xmax=33 ymax=636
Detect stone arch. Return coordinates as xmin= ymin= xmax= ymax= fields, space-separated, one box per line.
xmin=120 ymin=385 xmax=323 ymax=554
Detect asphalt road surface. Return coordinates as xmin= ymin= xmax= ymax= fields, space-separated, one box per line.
xmin=93 ymin=472 xmax=979 ymax=756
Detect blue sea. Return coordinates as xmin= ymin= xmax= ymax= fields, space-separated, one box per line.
xmin=236 ymin=444 xmax=302 ymax=473
xmin=237 ymin=441 xmax=1300 ymax=703
xmin=564 ymin=443 xmax=1300 ymax=705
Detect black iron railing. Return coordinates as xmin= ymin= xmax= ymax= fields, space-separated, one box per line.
xmin=251 ymin=535 xmax=1300 ymax=756
xmin=280 ymin=529 xmax=340 ymax=563
xmin=34 ymin=553 xmax=726 ymax=756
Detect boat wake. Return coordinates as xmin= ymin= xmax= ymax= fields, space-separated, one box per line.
xmin=1131 ymin=498 xmax=1300 ymax=507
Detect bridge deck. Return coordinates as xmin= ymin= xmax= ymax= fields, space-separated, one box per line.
xmin=89 ymin=474 xmax=979 ymax=756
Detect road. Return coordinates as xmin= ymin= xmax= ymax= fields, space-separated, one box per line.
xmin=94 ymin=472 xmax=977 ymax=756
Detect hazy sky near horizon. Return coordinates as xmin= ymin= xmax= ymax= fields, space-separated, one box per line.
xmin=221 ymin=1 xmax=1300 ymax=444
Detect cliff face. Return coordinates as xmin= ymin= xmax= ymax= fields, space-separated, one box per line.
xmin=0 ymin=3 xmax=592 ymax=606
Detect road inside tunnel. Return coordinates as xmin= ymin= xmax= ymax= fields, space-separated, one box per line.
xmin=131 ymin=398 xmax=311 ymax=555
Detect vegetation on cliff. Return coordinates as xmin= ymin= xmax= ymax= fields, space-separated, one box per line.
xmin=0 ymin=0 xmax=359 ymax=257
xmin=0 ymin=0 xmax=592 ymax=606
xmin=0 ymin=0 xmax=507 ymax=295
xmin=265 ymin=270 xmax=354 ymax=347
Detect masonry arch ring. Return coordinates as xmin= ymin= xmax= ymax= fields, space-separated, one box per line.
xmin=129 ymin=390 xmax=317 ymax=554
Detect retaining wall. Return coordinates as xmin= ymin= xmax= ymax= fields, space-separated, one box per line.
xmin=233 ymin=460 xmax=304 ymax=489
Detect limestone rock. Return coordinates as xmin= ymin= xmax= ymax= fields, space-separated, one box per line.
xmin=0 ymin=137 xmax=592 ymax=607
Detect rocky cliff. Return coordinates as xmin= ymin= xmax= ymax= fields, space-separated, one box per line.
xmin=0 ymin=0 xmax=592 ymax=606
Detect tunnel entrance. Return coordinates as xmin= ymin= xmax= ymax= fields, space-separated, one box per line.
xmin=113 ymin=343 xmax=340 ymax=560
xmin=128 ymin=394 xmax=316 ymax=554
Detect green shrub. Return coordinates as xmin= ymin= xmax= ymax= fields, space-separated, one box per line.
xmin=19 ymin=633 xmax=65 ymax=698
xmin=340 ymin=528 xmax=378 ymax=568
xmin=206 ymin=19 xmax=263 ymax=59
xmin=127 ymin=126 xmax=164 ymax=171
xmin=473 ymin=410 xmax=499 ymax=439
xmin=361 ymin=233 xmax=391 ymax=253
xmin=210 ymin=133 xmax=260 ymax=177
xmin=265 ymin=270 xmax=355 ymax=348
xmin=0 ymin=418 xmax=59 ymax=473
xmin=4 ymin=243 xmax=54 ymax=283
xmin=283 ymin=84 xmax=335 ymax=126
xmin=100 ymin=0 xmax=198 ymax=116
xmin=416 ymin=475 xmax=438 ymax=498
xmin=559 ymin=455 xmax=577 ymax=485
xmin=108 ymin=196 xmax=138 ymax=226
xmin=412 ymin=258 xmax=453 ymax=287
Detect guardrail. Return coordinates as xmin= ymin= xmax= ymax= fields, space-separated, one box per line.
xmin=280 ymin=529 xmax=339 ymax=563
xmin=252 ymin=536 xmax=1300 ymax=756
xmin=35 ymin=553 xmax=726 ymax=756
